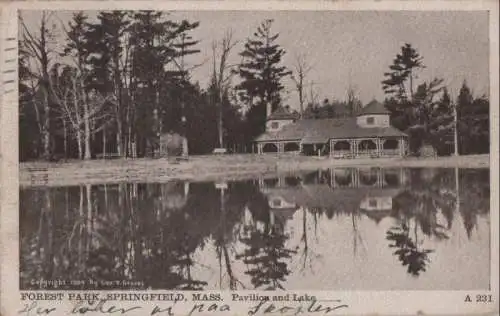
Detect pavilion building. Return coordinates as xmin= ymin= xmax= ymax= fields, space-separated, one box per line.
xmin=255 ymin=100 xmax=408 ymax=158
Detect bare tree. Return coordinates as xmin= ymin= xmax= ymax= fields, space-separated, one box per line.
xmin=308 ymin=80 xmax=320 ymax=107
xmin=346 ymin=84 xmax=362 ymax=117
xmin=211 ymin=30 xmax=237 ymax=149
xmin=290 ymin=53 xmax=312 ymax=117
xmin=19 ymin=11 xmax=57 ymax=160
xmin=51 ymin=65 xmax=113 ymax=159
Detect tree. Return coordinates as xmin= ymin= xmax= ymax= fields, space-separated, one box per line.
xmin=51 ymin=64 xmax=113 ymax=159
xmin=456 ymin=81 xmax=489 ymax=154
xmin=382 ymin=43 xmax=424 ymax=101
xmin=382 ymin=44 xmax=445 ymax=154
xmin=126 ymin=11 xmax=199 ymax=157
xmin=428 ymin=88 xmax=454 ymax=155
xmin=62 ymin=12 xmax=95 ymax=159
xmin=86 ymin=11 xmax=130 ymax=157
xmin=290 ymin=53 xmax=312 ymax=117
xmin=235 ymin=19 xmax=291 ymax=141
xmin=346 ymin=85 xmax=362 ymax=117
xmin=19 ymin=39 xmax=42 ymax=160
xmin=20 ymin=11 xmax=57 ymax=160
xmin=211 ymin=30 xmax=237 ymax=149
xmin=19 ymin=11 xmax=210 ymax=160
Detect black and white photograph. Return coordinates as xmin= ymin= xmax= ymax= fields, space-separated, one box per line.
xmin=1 ymin=3 xmax=498 ymax=315
xmin=15 ymin=8 xmax=493 ymax=292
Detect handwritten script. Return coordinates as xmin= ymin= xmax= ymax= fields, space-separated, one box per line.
xmin=18 ymin=298 xmax=349 ymax=316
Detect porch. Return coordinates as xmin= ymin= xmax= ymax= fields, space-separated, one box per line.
xmin=330 ymin=137 xmax=407 ymax=158
xmin=255 ymin=136 xmax=407 ymax=158
xmin=256 ymin=140 xmax=302 ymax=154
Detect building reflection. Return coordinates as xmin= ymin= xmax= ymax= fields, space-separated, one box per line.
xmin=257 ymin=167 xmax=410 ymax=224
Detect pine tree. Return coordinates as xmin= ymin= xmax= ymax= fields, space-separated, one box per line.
xmin=428 ymin=88 xmax=454 ymax=155
xmin=128 ymin=11 xmax=199 ymax=156
xmin=382 ymin=44 xmax=444 ymax=154
xmin=63 ymin=12 xmax=94 ymax=159
xmin=86 ymin=11 xmax=130 ymax=156
xmin=456 ymin=81 xmax=489 ymax=154
xmin=382 ymin=43 xmax=424 ymax=101
xmin=235 ymin=19 xmax=291 ymax=141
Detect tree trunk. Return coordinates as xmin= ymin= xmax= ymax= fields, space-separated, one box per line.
xmin=83 ymin=98 xmax=91 ymax=160
xmin=63 ymin=116 xmax=68 ymax=160
xmin=42 ymin=89 xmax=51 ymax=160
xmin=86 ymin=184 xmax=93 ymax=257
xmin=76 ymin=131 xmax=83 ymax=160
xmin=78 ymin=185 xmax=84 ymax=273
xmin=116 ymin=119 xmax=123 ymax=156
xmin=218 ymin=97 xmax=224 ymax=148
xmin=98 ymin=128 xmax=104 ymax=161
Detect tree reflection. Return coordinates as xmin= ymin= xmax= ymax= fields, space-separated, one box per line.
xmin=386 ymin=223 xmax=433 ymax=276
xmin=212 ymin=181 xmax=250 ymax=290
xmin=19 ymin=168 xmax=489 ymax=290
xmin=386 ymin=168 xmax=489 ymax=277
xmin=236 ymin=187 xmax=296 ymax=290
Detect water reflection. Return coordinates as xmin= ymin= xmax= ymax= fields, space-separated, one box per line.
xmin=20 ymin=167 xmax=490 ymax=290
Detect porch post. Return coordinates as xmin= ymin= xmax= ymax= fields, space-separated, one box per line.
xmin=380 ymin=168 xmax=385 ymax=187
xmin=377 ymin=168 xmax=383 ymax=187
xmin=353 ymin=168 xmax=359 ymax=187
xmin=258 ymin=177 xmax=264 ymax=188
xmin=380 ymin=139 xmax=386 ymax=157
xmin=399 ymin=137 xmax=404 ymax=157
xmin=351 ymin=139 xmax=356 ymax=158
xmin=331 ymin=168 xmax=335 ymax=188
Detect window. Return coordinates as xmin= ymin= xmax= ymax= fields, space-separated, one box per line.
xmin=272 ymin=199 xmax=282 ymax=207
xmin=369 ymin=199 xmax=377 ymax=208
xmin=366 ymin=117 xmax=375 ymax=125
xmin=270 ymin=121 xmax=280 ymax=129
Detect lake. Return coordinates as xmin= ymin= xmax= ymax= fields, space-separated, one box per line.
xmin=19 ymin=167 xmax=490 ymax=291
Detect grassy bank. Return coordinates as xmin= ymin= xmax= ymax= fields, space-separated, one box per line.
xmin=20 ymin=153 xmax=489 ymax=187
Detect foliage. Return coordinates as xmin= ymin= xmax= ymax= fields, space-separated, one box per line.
xmin=382 ymin=44 xmax=488 ymax=155
xmin=235 ymin=19 xmax=291 ymax=142
xmin=386 ymin=224 xmax=433 ymax=276
xmin=19 ymin=11 xmax=249 ymax=161
xmin=456 ymin=82 xmax=489 ymax=155
xmin=302 ymin=98 xmax=361 ymax=119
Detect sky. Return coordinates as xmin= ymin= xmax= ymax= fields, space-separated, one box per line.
xmin=21 ymin=10 xmax=490 ymax=109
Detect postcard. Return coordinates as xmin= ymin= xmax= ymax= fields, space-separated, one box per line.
xmin=1 ymin=1 xmax=498 ymax=315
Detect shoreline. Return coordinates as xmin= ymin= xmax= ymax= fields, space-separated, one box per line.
xmin=19 ymin=154 xmax=489 ymax=187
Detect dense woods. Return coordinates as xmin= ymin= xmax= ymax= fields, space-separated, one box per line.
xmin=19 ymin=12 xmax=490 ymax=161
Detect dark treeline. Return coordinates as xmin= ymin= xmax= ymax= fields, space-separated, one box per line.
xmin=382 ymin=44 xmax=489 ymax=156
xmin=19 ymin=13 xmax=291 ymax=161
xmin=19 ymin=12 xmax=489 ymax=161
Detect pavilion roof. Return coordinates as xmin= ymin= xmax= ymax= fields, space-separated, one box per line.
xmin=262 ymin=184 xmax=402 ymax=213
xmin=255 ymin=117 xmax=407 ymax=143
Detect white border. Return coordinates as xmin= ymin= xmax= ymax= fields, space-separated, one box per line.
xmin=1 ymin=1 xmax=499 ymax=316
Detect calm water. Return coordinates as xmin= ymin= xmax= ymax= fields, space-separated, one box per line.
xmin=20 ymin=167 xmax=490 ymax=291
